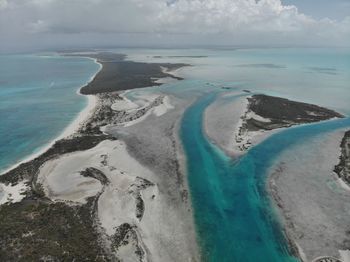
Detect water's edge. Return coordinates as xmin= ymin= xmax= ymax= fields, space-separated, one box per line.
xmin=180 ymin=91 xmax=350 ymax=261
xmin=0 ymin=55 xmax=101 ymax=174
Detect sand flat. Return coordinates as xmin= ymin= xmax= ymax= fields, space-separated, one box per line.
xmin=204 ymin=91 xmax=248 ymax=155
xmin=269 ymin=129 xmax=350 ymax=261
xmin=0 ymin=181 xmax=28 ymax=205
xmin=36 ymin=89 xmax=198 ymax=261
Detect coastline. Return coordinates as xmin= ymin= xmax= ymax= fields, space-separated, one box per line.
xmin=103 ymin=74 xmax=200 ymax=260
xmin=2 ymin=50 xmax=348 ymax=261
xmin=96 ymin=90 xmax=200 ymax=259
xmin=203 ymin=90 xmax=349 ymax=261
xmin=58 ymin=56 xmax=103 ymax=137
xmin=268 ymin=127 xmax=350 ymax=262
xmin=0 ymin=56 xmax=102 ymax=176
xmin=204 ymin=91 xmax=345 ymax=158
xmin=0 ymin=52 xmax=199 ymax=261
xmin=179 ymin=89 xmax=350 ymax=262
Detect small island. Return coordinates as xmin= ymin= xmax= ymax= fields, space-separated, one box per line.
xmin=235 ymin=94 xmax=344 ymax=151
xmin=0 ymin=52 xmax=348 ymax=262
xmin=76 ymin=52 xmax=189 ymax=94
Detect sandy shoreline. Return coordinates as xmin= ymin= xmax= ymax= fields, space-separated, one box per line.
xmin=268 ymin=129 xmax=350 ymax=262
xmin=0 ymin=56 xmax=102 ymax=176
xmin=0 ymin=52 xmax=199 ymax=261
xmin=204 ymin=90 xmax=349 ymax=261
xmin=61 ymin=57 xmax=102 ymax=137
xmin=2 ymin=50 xmax=348 ymax=261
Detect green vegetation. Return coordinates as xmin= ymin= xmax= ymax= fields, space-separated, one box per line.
xmin=0 ymin=199 xmax=110 ymax=261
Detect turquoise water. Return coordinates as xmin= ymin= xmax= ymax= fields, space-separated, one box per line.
xmin=180 ymin=90 xmax=350 ymax=261
xmin=0 ymin=54 xmax=100 ymax=172
xmin=124 ymin=47 xmax=350 ymax=261
xmin=124 ymin=47 xmax=350 ymax=114
xmin=1 ymin=48 xmax=349 ymax=260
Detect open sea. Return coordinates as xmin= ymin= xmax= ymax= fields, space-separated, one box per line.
xmin=0 ymin=54 xmax=100 ymax=173
xmin=1 ymin=48 xmax=349 ymax=261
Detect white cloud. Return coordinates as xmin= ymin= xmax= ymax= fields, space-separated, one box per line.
xmin=0 ymin=0 xmax=349 ymax=51
xmin=0 ymin=0 xmax=8 ymax=10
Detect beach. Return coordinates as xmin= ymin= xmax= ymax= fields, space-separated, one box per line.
xmin=0 ymin=57 xmax=102 ymax=175
xmin=1 ymin=49 xmax=349 ymax=261
xmin=0 ymin=52 xmax=199 ymax=261
xmin=203 ymin=90 xmax=349 ymax=261
xmin=0 ymin=54 xmax=102 ymax=174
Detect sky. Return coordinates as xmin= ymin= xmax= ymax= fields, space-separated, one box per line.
xmin=282 ymin=0 xmax=350 ymax=20
xmin=0 ymin=0 xmax=349 ymax=52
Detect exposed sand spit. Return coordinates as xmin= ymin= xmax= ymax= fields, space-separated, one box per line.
xmin=204 ymin=91 xmax=248 ymax=156
xmin=0 ymin=52 xmax=198 ymax=261
xmin=269 ymin=130 xmax=350 ymax=261
xmin=105 ymin=92 xmax=199 ymax=261
xmin=36 ymin=90 xmax=198 ymax=261
xmin=204 ymin=91 xmax=275 ymax=155
xmin=205 ymin=92 xmax=344 ymax=155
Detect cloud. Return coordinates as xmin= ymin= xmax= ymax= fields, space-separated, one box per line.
xmin=0 ymin=0 xmax=7 ymax=10
xmin=0 ymin=0 xmax=349 ymax=51
xmin=155 ymin=0 xmax=310 ymax=33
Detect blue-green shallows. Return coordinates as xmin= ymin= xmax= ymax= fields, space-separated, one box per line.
xmin=0 ymin=54 xmax=100 ymax=172
xmin=180 ymin=92 xmax=350 ymax=262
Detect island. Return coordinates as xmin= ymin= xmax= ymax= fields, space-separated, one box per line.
xmin=0 ymin=52 xmax=197 ymax=261
xmin=204 ymin=91 xmax=348 ymax=261
xmin=77 ymin=52 xmax=188 ymax=94
xmin=0 ymin=52 xmax=348 ymax=262
xmin=235 ymin=94 xmax=344 ymax=151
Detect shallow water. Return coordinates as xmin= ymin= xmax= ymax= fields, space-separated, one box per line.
xmin=180 ymin=90 xmax=350 ymax=261
xmin=0 ymin=54 xmax=100 ymax=172
xmin=180 ymin=92 xmax=296 ymax=261
xmin=122 ymin=47 xmax=350 ymax=261
xmin=1 ymin=48 xmax=349 ymax=260
xmin=123 ymin=47 xmax=350 ymax=114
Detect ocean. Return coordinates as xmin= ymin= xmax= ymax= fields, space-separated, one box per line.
xmin=1 ymin=48 xmax=349 ymax=261
xmin=126 ymin=47 xmax=350 ymax=114
xmin=0 ymin=54 xmax=100 ymax=173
